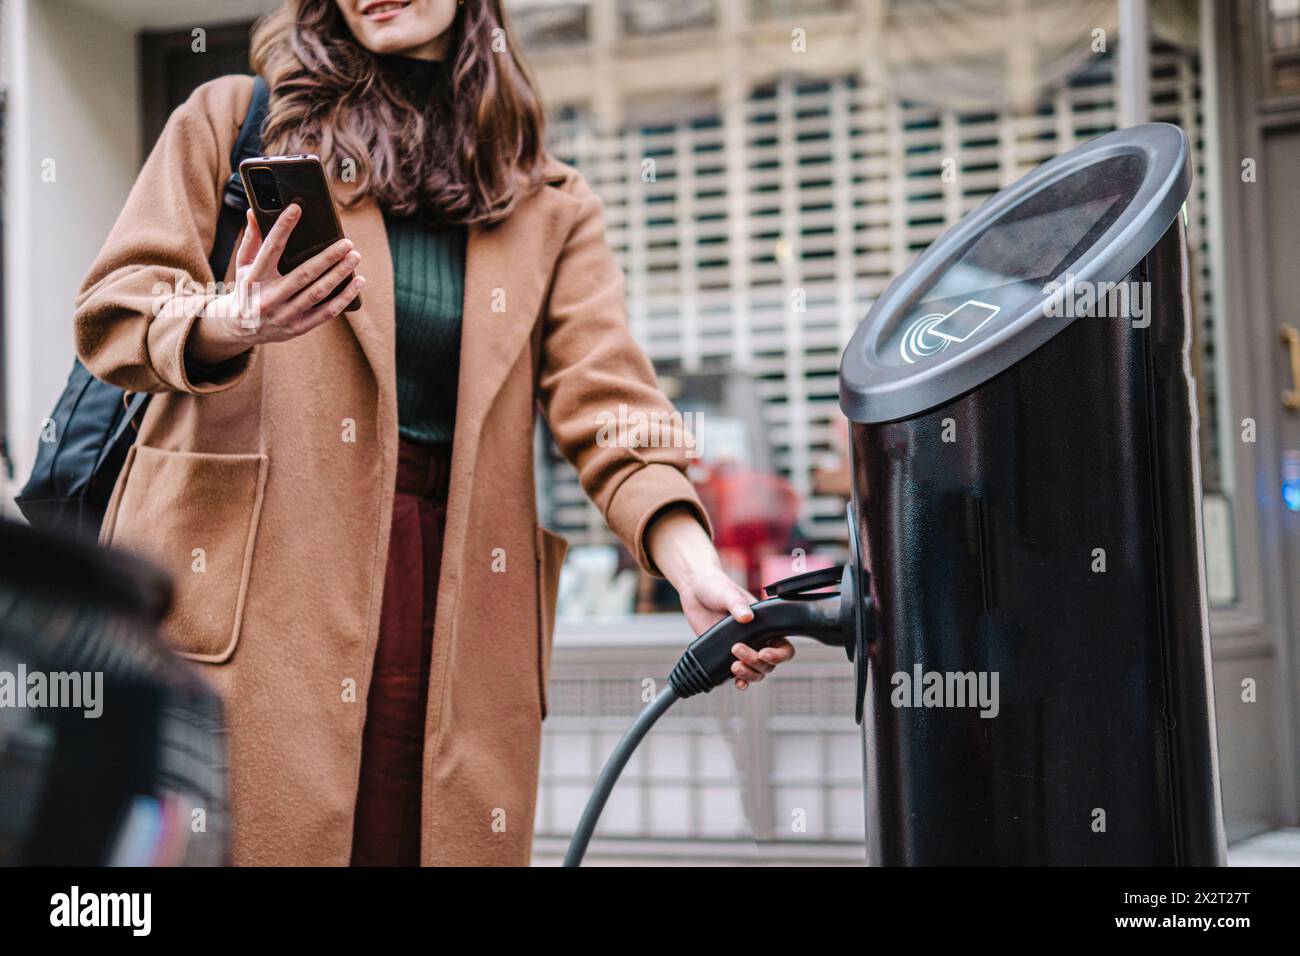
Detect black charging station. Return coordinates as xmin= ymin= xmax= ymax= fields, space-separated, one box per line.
xmin=841 ymin=122 xmax=1225 ymax=865
xmin=566 ymin=123 xmax=1227 ymax=867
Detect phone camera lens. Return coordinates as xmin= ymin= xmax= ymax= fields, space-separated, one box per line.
xmin=248 ymin=167 xmax=282 ymax=211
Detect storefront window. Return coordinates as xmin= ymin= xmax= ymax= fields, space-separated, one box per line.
xmin=536 ymin=2 xmax=1240 ymax=624
xmin=1266 ymin=0 xmax=1300 ymax=96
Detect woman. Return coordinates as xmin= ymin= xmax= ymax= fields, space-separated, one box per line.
xmin=74 ymin=0 xmax=794 ymax=866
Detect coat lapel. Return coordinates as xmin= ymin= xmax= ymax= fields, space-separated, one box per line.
xmin=330 ymin=172 xmax=575 ymax=446
xmin=335 ymin=195 xmax=396 ymax=400
xmin=455 ymin=184 xmax=574 ymax=437
xmin=422 ymin=174 xmax=578 ymax=784
xmin=435 ymin=181 xmax=574 ymax=583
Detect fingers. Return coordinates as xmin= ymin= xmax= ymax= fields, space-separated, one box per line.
xmin=235 ymin=209 xmax=261 ymax=270
xmin=728 ymin=638 xmax=796 ymax=689
xmin=680 ymin=569 xmax=796 ymax=690
xmin=728 ymin=590 xmax=757 ymax=623
xmin=730 ymin=642 xmax=774 ymax=685
xmin=731 ymin=662 xmax=764 ymax=684
xmin=756 ymin=637 xmax=795 ymax=667
xmin=291 ymin=243 xmax=361 ymax=309
xmin=291 ymin=273 xmax=366 ymax=335
xmin=249 ymin=202 xmax=301 ymax=278
xmin=714 ymin=582 xmax=756 ymax=623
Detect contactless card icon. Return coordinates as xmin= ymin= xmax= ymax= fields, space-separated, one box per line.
xmin=900 ymin=299 xmax=1000 ymax=364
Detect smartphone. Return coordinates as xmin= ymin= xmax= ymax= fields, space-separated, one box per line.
xmin=238 ymin=154 xmax=361 ymax=311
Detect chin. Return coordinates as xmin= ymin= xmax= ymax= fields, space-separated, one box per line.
xmin=346 ymin=0 xmax=454 ymax=58
xmin=363 ymin=30 xmax=425 ymax=54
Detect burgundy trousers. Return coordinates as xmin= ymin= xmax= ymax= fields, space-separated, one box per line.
xmin=350 ymin=439 xmax=451 ymax=867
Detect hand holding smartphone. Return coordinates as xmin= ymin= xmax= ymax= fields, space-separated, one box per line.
xmin=240 ymin=154 xmax=362 ymax=311
xmin=186 ymin=155 xmax=365 ymax=369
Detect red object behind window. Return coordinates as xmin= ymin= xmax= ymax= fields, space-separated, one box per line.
xmin=694 ymin=464 xmax=801 ymax=594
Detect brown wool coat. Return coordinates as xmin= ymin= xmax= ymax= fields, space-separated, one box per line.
xmin=74 ymin=75 xmax=709 ymax=866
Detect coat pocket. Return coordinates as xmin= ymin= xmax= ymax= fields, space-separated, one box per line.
xmin=535 ymin=525 xmax=569 ymax=719
xmin=101 ymin=445 xmax=269 ymax=664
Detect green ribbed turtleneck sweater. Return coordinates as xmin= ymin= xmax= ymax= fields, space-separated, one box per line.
xmin=387 ymin=216 xmax=466 ymax=446
xmin=377 ymin=53 xmax=467 ymax=447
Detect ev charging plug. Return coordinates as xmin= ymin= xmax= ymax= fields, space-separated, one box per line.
xmin=563 ymin=563 xmax=866 ymax=866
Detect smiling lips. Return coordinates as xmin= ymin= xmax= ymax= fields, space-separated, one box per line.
xmin=361 ymin=1 xmax=411 ymax=22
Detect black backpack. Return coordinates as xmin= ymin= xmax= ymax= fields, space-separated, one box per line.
xmin=17 ymin=77 xmax=270 ymax=539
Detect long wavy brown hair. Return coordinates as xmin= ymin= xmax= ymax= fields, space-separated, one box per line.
xmin=250 ymin=0 xmax=548 ymax=225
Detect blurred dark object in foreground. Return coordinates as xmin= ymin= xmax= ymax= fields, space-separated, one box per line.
xmin=0 ymin=517 xmax=229 ymax=865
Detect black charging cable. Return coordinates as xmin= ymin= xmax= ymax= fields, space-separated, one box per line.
xmin=562 ymin=684 xmax=679 ymax=867
xmin=563 ymin=566 xmax=852 ymax=867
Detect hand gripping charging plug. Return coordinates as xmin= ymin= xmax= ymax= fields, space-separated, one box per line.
xmin=563 ymin=555 xmax=870 ymax=866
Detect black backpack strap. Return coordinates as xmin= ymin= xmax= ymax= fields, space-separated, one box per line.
xmin=93 ymin=391 xmax=151 ymax=475
xmin=207 ymin=75 xmax=270 ymax=280
xmin=16 ymin=76 xmax=273 ymax=535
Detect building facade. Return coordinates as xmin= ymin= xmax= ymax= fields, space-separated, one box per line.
xmin=1 ymin=0 xmax=1297 ymax=864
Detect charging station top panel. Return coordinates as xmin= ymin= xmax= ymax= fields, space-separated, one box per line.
xmin=839 ymin=123 xmax=1190 ymax=424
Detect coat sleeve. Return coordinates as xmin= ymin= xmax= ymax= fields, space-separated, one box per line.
xmin=537 ymin=174 xmax=714 ymax=577
xmin=74 ymin=75 xmax=256 ymax=395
